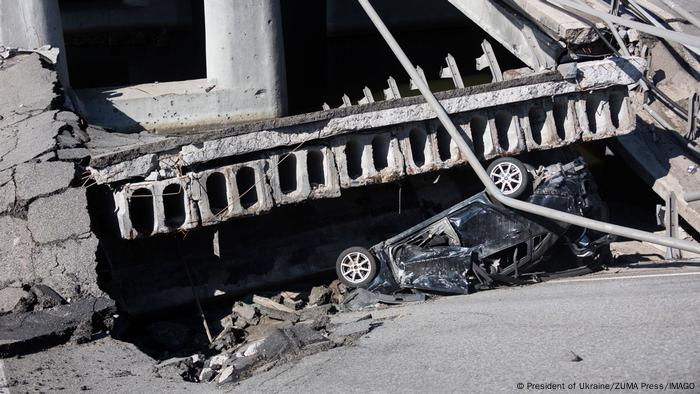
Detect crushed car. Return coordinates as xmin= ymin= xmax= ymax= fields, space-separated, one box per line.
xmin=335 ymin=157 xmax=615 ymax=296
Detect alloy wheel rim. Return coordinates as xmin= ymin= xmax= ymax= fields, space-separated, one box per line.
xmin=340 ymin=252 xmax=372 ymax=283
xmin=490 ymin=162 xmax=523 ymax=195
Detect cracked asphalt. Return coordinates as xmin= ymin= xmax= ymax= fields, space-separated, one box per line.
xmin=3 ymin=263 xmax=700 ymax=393
xmin=232 ymin=264 xmax=700 ymax=393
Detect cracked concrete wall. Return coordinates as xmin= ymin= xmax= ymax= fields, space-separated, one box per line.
xmin=0 ymin=53 xmax=101 ymax=299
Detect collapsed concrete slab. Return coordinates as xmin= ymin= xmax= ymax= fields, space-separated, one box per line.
xmin=89 ymin=57 xmax=643 ymax=239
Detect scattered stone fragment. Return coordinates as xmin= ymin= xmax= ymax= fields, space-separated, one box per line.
xmin=283 ymin=298 xmax=303 ymax=310
xmin=0 ymin=287 xmax=29 ymax=314
xmin=253 ymin=295 xmax=299 ymax=322
xmin=217 ymin=366 xmax=236 ymax=385
xmin=208 ymin=354 xmax=229 ymax=367
xmin=308 ymin=285 xmax=331 ymax=306
xmin=232 ymin=301 xmax=258 ymax=322
xmin=280 ymin=291 xmax=300 ymax=301
xmin=31 ymin=284 xmax=67 ymax=310
xmin=329 ymin=280 xmax=348 ymax=304
xmin=300 ymin=304 xmax=335 ymax=322
xmin=199 ymin=368 xmax=215 ymax=383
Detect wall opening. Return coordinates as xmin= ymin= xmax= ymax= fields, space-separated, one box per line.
xmin=346 ymin=140 xmax=364 ymax=179
xmin=206 ymin=172 xmax=229 ymax=215
xmin=528 ymin=106 xmax=546 ymax=145
xmin=278 ymin=154 xmax=297 ymax=194
xmin=586 ymin=94 xmax=602 ymax=134
xmin=371 ymin=135 xmax=390 ymax=171
xmin=409 ymin=128 xmax=427 ymax=167
xmin=609 ymin=93 xmax=624 ymax=129
xmin=163 ymin=183 xmax=186 ymax=228
xmin=307 ymin=150 xmax=326 ymax=187
xmin=470 ymin=115 xmax=487 ymax=157
xmin=495 ymin=110 xmax=513 ymax=151
xmin=236 ymin=167 xmax=258 ymax=209
xmin=553 ymin=97 xmax=568 ymax=140
xmin=129 ymin=188 xmax=154 ymax=235
xmin=436 ymin=126 xmax=452 ymax=161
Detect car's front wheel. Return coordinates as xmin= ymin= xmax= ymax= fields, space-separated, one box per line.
xmin=336 ymin=247 xmax=378 ymax=288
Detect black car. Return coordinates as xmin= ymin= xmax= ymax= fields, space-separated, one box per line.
xmin=335 ymin=157 xmax=614 ymax=295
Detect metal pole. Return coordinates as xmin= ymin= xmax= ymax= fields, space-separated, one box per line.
xmin=357 ymin=0 xmax=700 ymax=254
xmin=624 ymin=0 xmax=700 ymax=57
xmin=662 ymin=0 xmax=700 ymax=31
xmin=544 ymin=0 xmax=700 ymax=48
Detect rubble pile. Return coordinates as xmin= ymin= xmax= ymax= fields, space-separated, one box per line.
xmin=154 ymin=282 xmax=388 ymax=386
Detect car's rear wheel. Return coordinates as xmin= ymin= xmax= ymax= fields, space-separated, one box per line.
xmin=486 ymin=157 xmax=530 ymax=199
xmin=336 ymin=247 xmax=377 ymax=288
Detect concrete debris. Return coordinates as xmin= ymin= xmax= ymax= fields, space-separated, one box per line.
xmin=0 ymin=296 xmax=116 ymax=357
xmin=163 ymin=279 xmax=398 ymax=386
xmin=0 ymin=287 xmax=29 ymax=314
xmin=307 ymin=285 xmax=331 ymax=306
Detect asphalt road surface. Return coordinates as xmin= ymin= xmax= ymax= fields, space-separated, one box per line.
xmin=3 ymin=265 xmax=699 ymax=393
xmin=233 ymin=267 xmax=700 ymax=393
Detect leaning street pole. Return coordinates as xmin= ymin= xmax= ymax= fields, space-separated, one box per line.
xmin=357 ymin=0 xmax=700 ymax=254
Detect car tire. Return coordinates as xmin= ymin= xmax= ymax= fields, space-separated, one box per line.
xmin=336 ymin=247 xmax=378 ymax=288
xmin=486 ymin=157 xmax=530 ymax=199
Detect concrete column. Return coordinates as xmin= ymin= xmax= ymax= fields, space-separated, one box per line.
xmin=0 ymin=0 xmax=70 ymax=88
xmin=204 ymin=0 xmax=287 ymax=117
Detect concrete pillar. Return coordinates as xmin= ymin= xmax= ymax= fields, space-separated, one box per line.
xmin=204 ymin=0 xmax=287 ymax=117
xmin=0 ymin=0 xmax=70 ymax=88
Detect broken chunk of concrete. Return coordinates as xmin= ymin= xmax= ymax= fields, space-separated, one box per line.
xmin=308 ymin=285 xmax=331 ymax=306
xmin=30 ymin=284 xmax=67 ymax=310
xmin=217 ymin=365 xmax=236 ymax=385
xmin=0 ymin=296 xmax=115 ymax=357
xmin=329 ymin=280 xmax=348 ymax=304
xmin=232 ymin=301 xmax=258 ymax=322
xmin=282 ymin=298 xmax=303 ymax=310
xmin=89 ymin=153 xmax=158 ymax=184
xmin=299 ymin=304 xmax=335 ymax=322
xmin=253 ymin=295 xmax=299 ymax=322
xmin=27 ymin=188 xmax=91 ymax=243
xmin=14 ymin=160 xmax=74 ymax=201
xmin=0 ymin=287 xmax=29 ymax=314
xmin=199 ymin=367 xmax=216 ymax=382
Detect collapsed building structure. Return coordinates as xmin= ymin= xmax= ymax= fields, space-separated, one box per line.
xmin=1 ymin=0 xmax=700 ymax=322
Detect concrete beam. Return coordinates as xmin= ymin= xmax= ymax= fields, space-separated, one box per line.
xmin=447 ymin=0 xmax=564 ymax=70
xmin=110 ymin=85 xmax=636 ymax=239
